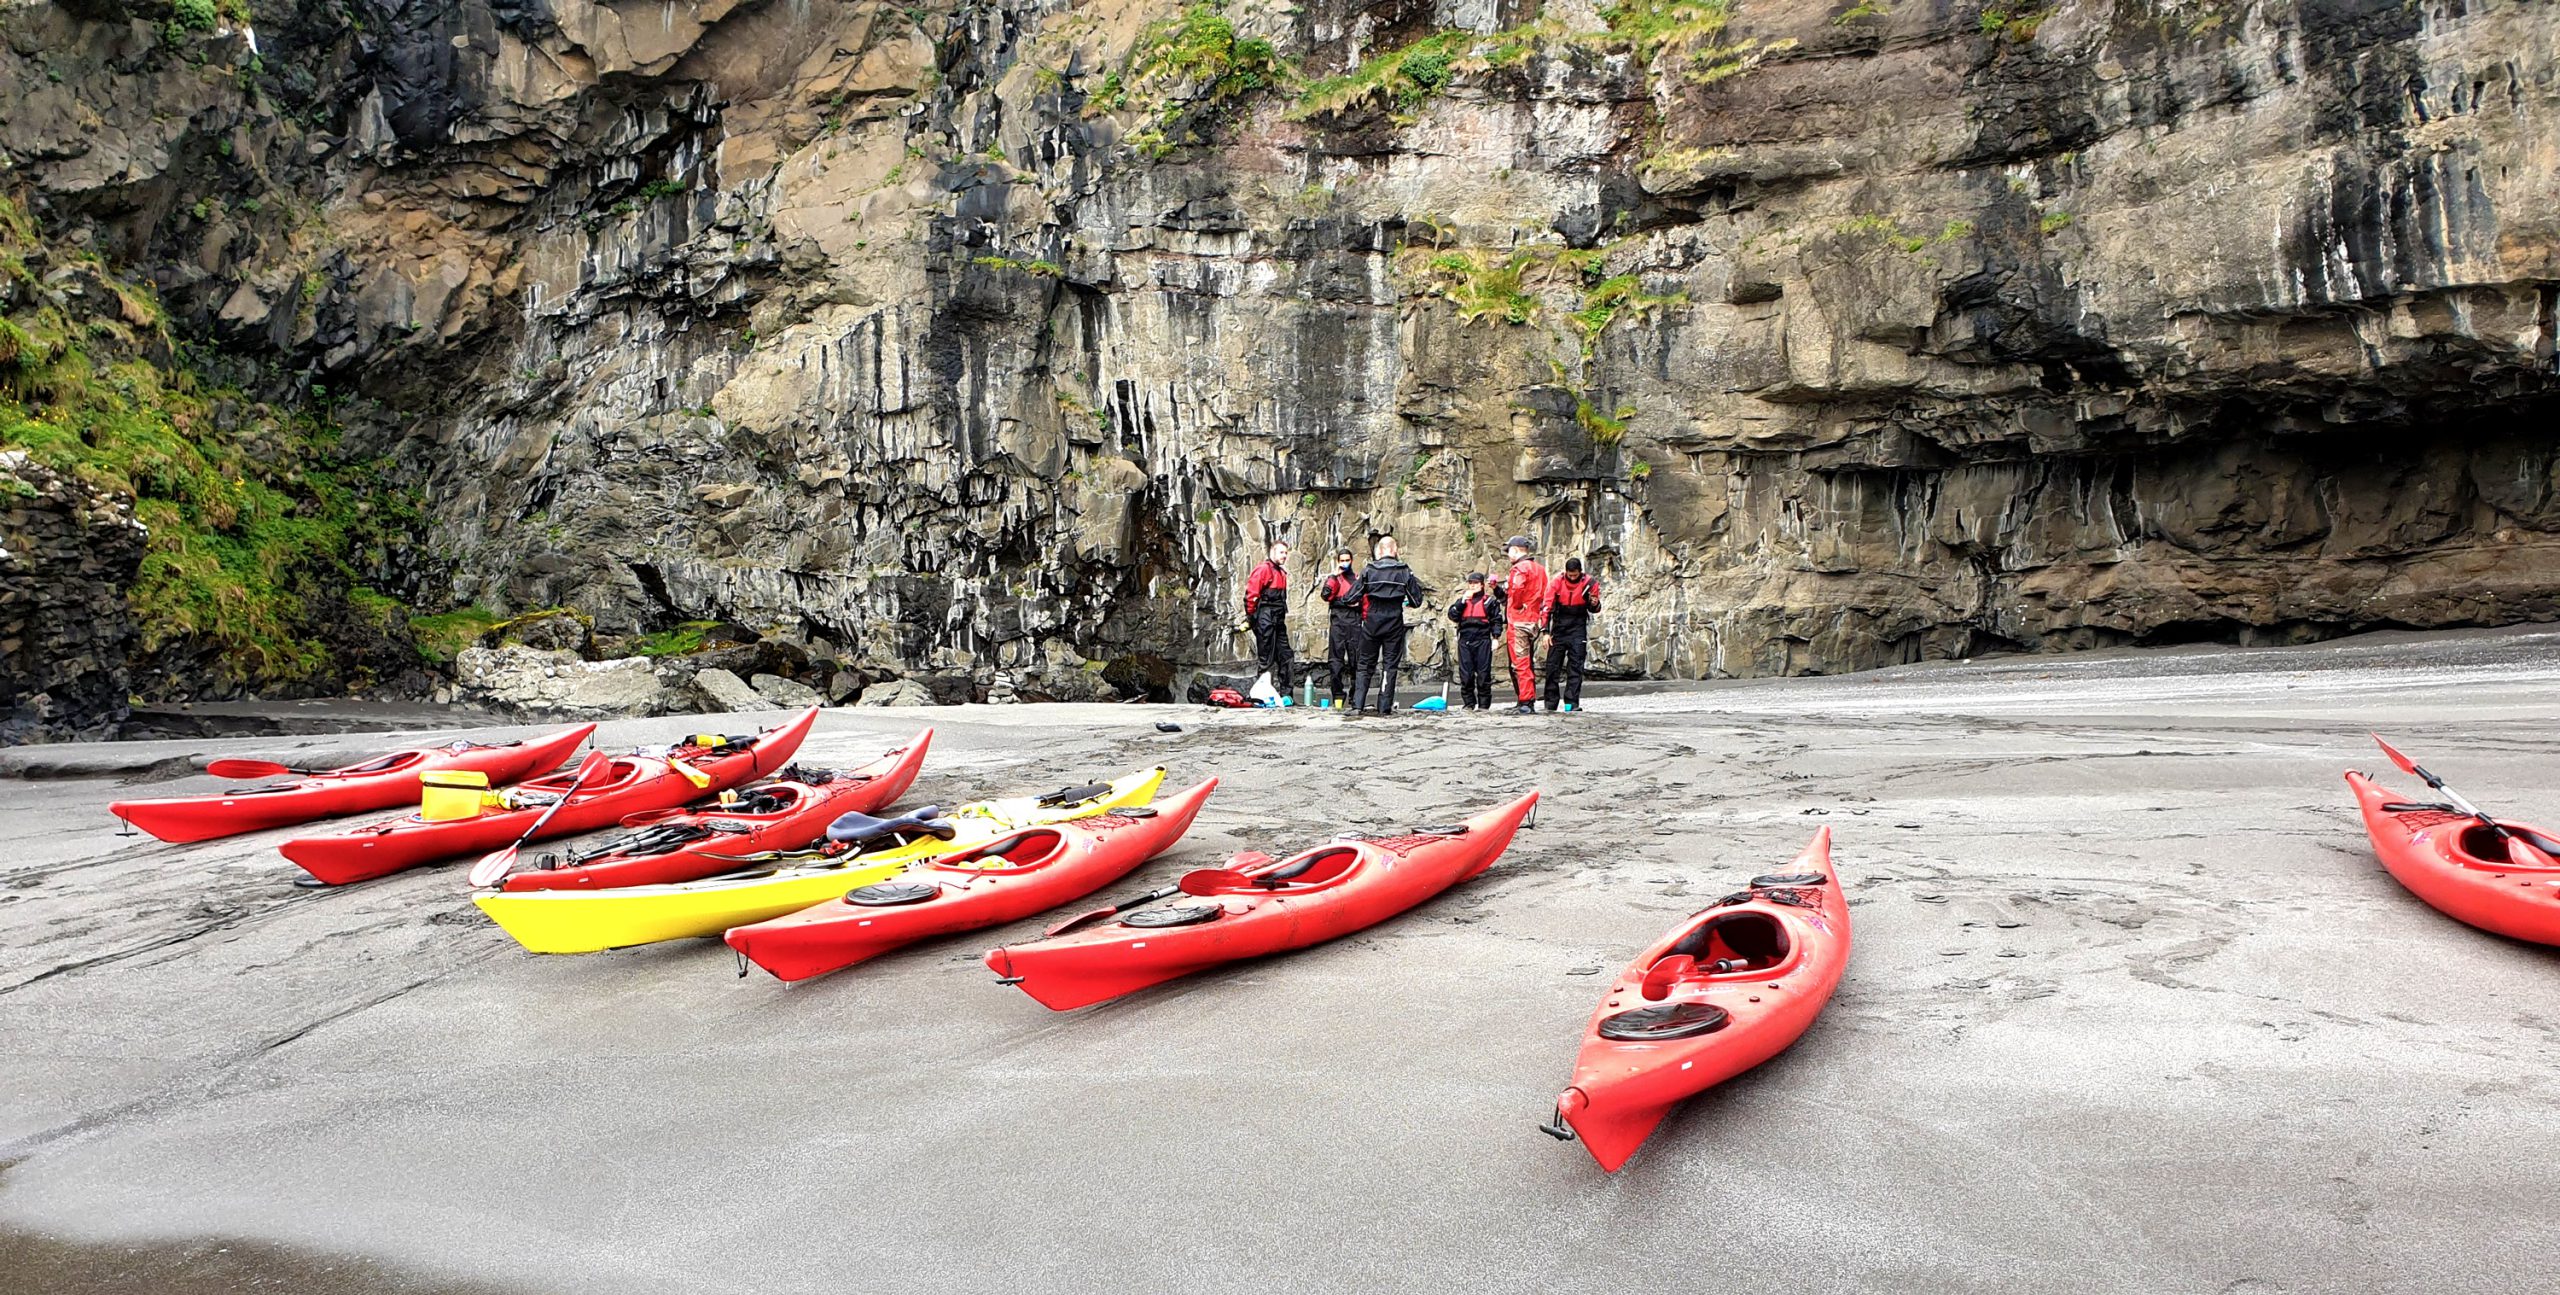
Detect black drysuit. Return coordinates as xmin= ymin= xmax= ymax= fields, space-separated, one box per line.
xmin=1446 ymin=590 xmax=1501 ymax=710
xmin=1352 ymin=558 xmax=1426 ymax=714
xmin=1542 ymin=574 xmax=1598 ymax=710
xmin=1318 ymin=569 xmax=1363 ymax=703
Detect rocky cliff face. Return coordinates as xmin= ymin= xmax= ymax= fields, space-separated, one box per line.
xmin=4 ymin=0 xmax=2556 ymax=702
xmin=0 ymin=451 xmax=146 ymax=740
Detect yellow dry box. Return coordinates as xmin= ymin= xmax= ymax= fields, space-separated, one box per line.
xmin=420 ymin=770 xmax=493 ymax=821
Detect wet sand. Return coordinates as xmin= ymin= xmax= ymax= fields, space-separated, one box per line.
xmin=4 ymin=627 xmax=2559 ymax=1294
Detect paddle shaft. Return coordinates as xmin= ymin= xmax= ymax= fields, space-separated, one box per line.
xmin=2375 ymin=735 xmax=2557 ymax=868
xmin=488 ymin=756 xmax=608 ymax=861
xmin=2383 ymin=740 xmax=2515 ymax=838
xmin=1045 ymin=850 xmax=1282 ymax=936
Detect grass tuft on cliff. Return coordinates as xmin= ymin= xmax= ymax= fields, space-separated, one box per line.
xmin=1103 ymin=4 xmax=1291 ymax=159
xmin=0 ymin=197 xmax=418 ymax=693
xmin=1601 ymin=0 xmax=1735 ymax=57
xmin=1290 ymin=5 xmax=1786 ymax=126
xmin=1291 ymin=30 xmax=1470 ymax=120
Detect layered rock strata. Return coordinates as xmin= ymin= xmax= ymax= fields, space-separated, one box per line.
xmin=1 ymin=0 xmax=2554 ymax=701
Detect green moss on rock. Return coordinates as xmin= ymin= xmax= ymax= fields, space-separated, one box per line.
xmin=0 ymin=197 xmax=420 ymax=694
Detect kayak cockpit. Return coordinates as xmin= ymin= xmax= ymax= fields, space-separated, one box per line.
xmin=509 ymin=759 xmax=649 ymax=803
xmin=1656 ymin=910 xmax=1794 ymax=978
xmin=2451 ymin=822 xmax=2560 ymax=870
xmin=937 ymin=829 xmax=1070 ymax=874
xmin=324 ymin=751 xmax=425 ymax=778
xmin=1192 ymin=845 xmax=1365 ymax=894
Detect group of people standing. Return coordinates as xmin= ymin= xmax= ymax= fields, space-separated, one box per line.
xmin=1241 ymin=535 xmax=1600 ymax=717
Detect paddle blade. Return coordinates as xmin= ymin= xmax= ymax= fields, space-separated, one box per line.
xmin=669 ymin=755 xmax=712 ymax=788
xmin=2506 ymin=834 xmax=2560 ymax=870
xmin=1640 ymin=955 xmax=1697 ymax=1002
xmin=204 ymin=758 xmax=294 ymax=779
xmin=467 ymin=845 xmax=520 ymax=889
xmin=1177 ymin=868 xmax=1251 ymax=896
xmin=2371 ymin=734 xmax=2422 ymax=777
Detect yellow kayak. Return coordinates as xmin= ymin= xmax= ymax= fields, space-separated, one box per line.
xmin=474 ymin=766 xmax=1168 ymax=953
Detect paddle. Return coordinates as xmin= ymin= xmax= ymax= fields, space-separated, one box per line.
xmin=2373 ymin=735 xmax=2559 ymax=869
xmin=204 ymin=757 xmax=325 ymax=779
xmin=467 ymin=751 xmax=612 ymax=888
xmin=1177 ymin=868 xmax=1255 ymax=894
xmin=667 ymin=752 xmax=713 ymax=789
xmin=1640 ymin=955 xmax=1697 ymax=1001
xmin=1043 ymin=851 xmax=1276 ymax=937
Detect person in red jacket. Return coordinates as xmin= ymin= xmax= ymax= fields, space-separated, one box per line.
xmin=1242 ymin=540 xmax=1293 ymax=695
xmin=1501 ymin=535 xmax=1548 ymax=715
xmin=1315 ymin=547 xmax=1362 ymax=706
xmin=1541 ymin=557 xmax=1599 ymax=713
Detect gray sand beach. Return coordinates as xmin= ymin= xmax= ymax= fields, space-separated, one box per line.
xmin=4 ymin=628 xmax=2559 ymax=1294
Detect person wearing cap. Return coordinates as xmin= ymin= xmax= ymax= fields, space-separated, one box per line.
xmin=1242 ymin=539 xmax=1294 ymax=696
xmin=1501 ymin=535 xmax=1548 ymax=716
xmin=1315 ymin=547 xmax=1363 ymax=707
xmin=1542 ymin=556 xmax=1600 ymax=713
xmin=1351 ymin=535 xmax=1426 ymax=716
xmin=1446 ymin=572 xmax=1501 ymax=710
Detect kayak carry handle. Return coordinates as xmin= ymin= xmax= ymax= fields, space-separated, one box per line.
xmin=1539 ymin=1087 xmax=1589 ymax=1142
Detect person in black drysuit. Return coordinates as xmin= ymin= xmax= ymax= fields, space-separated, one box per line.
xmin=1445 ymin=572 xmax=1500 ymax=711
xmin=1541 ymin=556 xmax=1599 ymax=713
xmin=1351 ymin=536 xmax=1426 ymax=716
xmin=1315 ymin=547 xmax=1363 ymax=707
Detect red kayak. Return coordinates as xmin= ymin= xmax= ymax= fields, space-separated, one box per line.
xmin=726 ymin=777 xmax=1218 ymax=981
xmin=107 ymin=723 xmax=596 ymax=843
xmin=984 ymin=791 xmax=1537 ymax=1010
xmin=2346 ymin=771 xmax=2560 ymax=945
xmin=279 ymin=709 xmax=819 ymax=885
xmin=494 ymin=728 xmax=933 ymax=892
xmin=1546 ymin=828 xmax=1850 ymax=1172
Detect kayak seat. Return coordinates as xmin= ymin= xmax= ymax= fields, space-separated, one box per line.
xmin=1661 ymin=912 xmax=1790 ymax=975
xmin=827 ymin=806 xmax=957 ymax=845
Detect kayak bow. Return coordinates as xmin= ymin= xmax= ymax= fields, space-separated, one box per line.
xmin=108 ymin=723 xmax=595 ymax=843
